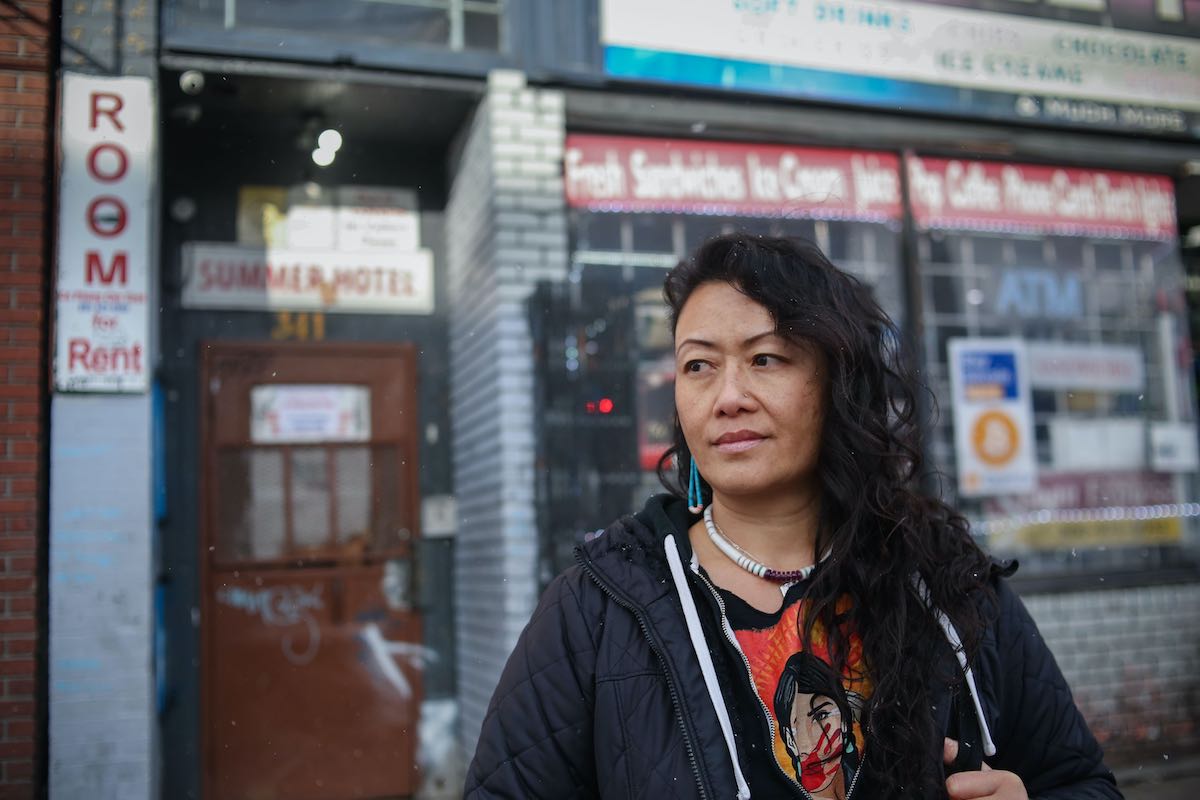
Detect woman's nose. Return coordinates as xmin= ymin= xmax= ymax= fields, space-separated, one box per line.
xmin=714 ymin=369 xmax=755 ymax=416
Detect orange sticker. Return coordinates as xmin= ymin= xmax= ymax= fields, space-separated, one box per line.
xmin=971 ymin=410 xmax=1020 ymax=466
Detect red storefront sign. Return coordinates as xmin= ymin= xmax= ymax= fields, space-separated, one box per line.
xmin=565 ymin=134 xmax=903 ymax=221
xmin=907 ymin=156 xmax=1176 ymax=238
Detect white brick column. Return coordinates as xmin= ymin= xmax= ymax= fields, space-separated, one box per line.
xmin=446 ymin=70 xmax=568 ymax=753
xmin=51 ymin=3 xmax=159 ymax=796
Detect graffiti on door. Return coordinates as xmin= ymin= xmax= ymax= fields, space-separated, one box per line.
xmin=358 ymin=621 xmax=435 ymax=699
xmin=216 ymin=583 xmax=324 ymax=665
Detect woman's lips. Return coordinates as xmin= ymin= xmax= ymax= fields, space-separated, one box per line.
xmin=713 ymin=434 xmax=766 ymax=453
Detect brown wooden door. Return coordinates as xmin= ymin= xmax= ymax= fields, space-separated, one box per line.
xmin=201 ymin=343 xmax=423 ymax=800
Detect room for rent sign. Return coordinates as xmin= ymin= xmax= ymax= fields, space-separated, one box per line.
xmin=55 ymin=74 xmax=154 ymax=392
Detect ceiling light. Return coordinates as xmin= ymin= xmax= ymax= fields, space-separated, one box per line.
xmin=312 ymin=147 xmax=336 ymax=167
xmin=318 ymin=129 xmax=343 ymax=152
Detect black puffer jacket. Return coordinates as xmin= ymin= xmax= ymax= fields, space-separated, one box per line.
xmin=465 ymin=495 xmax=1120 ymax=799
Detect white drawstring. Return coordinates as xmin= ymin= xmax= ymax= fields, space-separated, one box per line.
xmin=911 ymin=575 xmax=997 ymax=757
xmin=664 ymin=534 xmax=752 ymax=800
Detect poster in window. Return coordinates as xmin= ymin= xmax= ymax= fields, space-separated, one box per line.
xmin=636 ymin=356 xmax=676 ymax=471
xmin=250 ymin=384 xmax=371 ymax=444
xmin=948 ymin=338 xmax=1037 ymax=497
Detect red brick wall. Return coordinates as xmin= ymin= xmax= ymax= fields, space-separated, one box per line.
xmin=0 ymin=0 xmax=52 ymax=796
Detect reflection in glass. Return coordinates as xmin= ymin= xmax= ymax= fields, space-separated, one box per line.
xmin=918 ymin=227 xmax=1198 ymax=573
xmin=291 ymin=447 xmax=331 ymax=553
xmin=213 ymin=444 xmax=408 ymax=562
xmin=336 ymin=446 xmax=372 ymax=550
xmin=216 ymin=448 xmax=286 ymax=561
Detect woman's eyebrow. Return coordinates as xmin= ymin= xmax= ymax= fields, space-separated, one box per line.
xmin=675 ymin=337 xmax=714 ymax=353
xmin=676 ymin=330 xmax=780 ymax=354
xmin=742 ymin=330 xmax=781 ymax=346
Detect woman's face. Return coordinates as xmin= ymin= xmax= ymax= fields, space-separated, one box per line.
xmin=674 ymin=281 xmax=826 ymax=504
xmin=788 ymin=692 xmax=845 ymax=795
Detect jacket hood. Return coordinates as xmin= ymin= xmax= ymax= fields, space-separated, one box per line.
xmin=576 ymin=493 xmax=697 ymax=608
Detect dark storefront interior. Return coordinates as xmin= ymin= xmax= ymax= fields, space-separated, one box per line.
xmin=157 ymin=69 xmax=478 ymax=798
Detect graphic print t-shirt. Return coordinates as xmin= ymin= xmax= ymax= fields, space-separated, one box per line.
xmin=720 ymin=585 xmax=873 ymax=800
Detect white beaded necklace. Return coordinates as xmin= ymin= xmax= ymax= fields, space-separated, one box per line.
xmin=703 ymin=505 xmax=820 ymax=586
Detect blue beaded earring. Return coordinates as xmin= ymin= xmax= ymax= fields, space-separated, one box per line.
xmin=687 ymin=458 xmax=704 ymax=514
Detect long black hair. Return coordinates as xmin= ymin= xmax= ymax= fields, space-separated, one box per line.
xmin=659 ymin=233 xmax=995 ymax=798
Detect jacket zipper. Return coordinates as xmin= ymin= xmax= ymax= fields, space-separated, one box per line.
xmin=575 ymin=550 xmax=712 ymax=800
xmin=692 ymin=567 xmax=862 ymax=800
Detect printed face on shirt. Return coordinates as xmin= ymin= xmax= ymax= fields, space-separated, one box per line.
xmin=674 ymin=281 xmax=826 ymax=504
xmin=787 ymin=692 xmax=845 ymax=796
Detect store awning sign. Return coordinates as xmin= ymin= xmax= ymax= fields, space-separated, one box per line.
xmin=54 ymin=74 xmax=155 ymax=392
xmin=601 ymin=0 xmax=1200 ymax=137
xmin=181 ymin=243 xmax=434 ymax=314
xmin=1049 ymin=418 xmax=1146 ymax=472
xmin=949 ymin=338 xmax=1037 ymax=497
xmin=907 ymin=156 xmax=1176 ymax=238
xmin=1027 ymin=342 xmax=1144 ymax=393
xmin=565 ymin=134 xmax=902 ymax=221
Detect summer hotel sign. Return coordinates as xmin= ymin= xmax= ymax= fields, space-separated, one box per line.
xmin=181 ymin=186 xmax=434 ymax=314
xmin=601 ymin=0 xmax=1200 ymax=136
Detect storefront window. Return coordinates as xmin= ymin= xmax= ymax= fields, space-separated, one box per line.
xmin=909 ymin=156 xmax=1199 ymax=574
xmin=531 ymin=135 xmax=906 ymax=580
xmin=157 ymin=74 xmax=461 ymax=797
xmin=164 ymin=0 xmax=504 ymax=54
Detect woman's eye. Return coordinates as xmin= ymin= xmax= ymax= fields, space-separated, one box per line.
xmin=752 ymin=354 xmax=777 ymax=367
xmin=684 ymin=360 xmax=707 ymax=373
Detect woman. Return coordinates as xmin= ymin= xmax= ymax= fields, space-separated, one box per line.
xmin=465 ymin=234 xmax=1119 ymax=799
